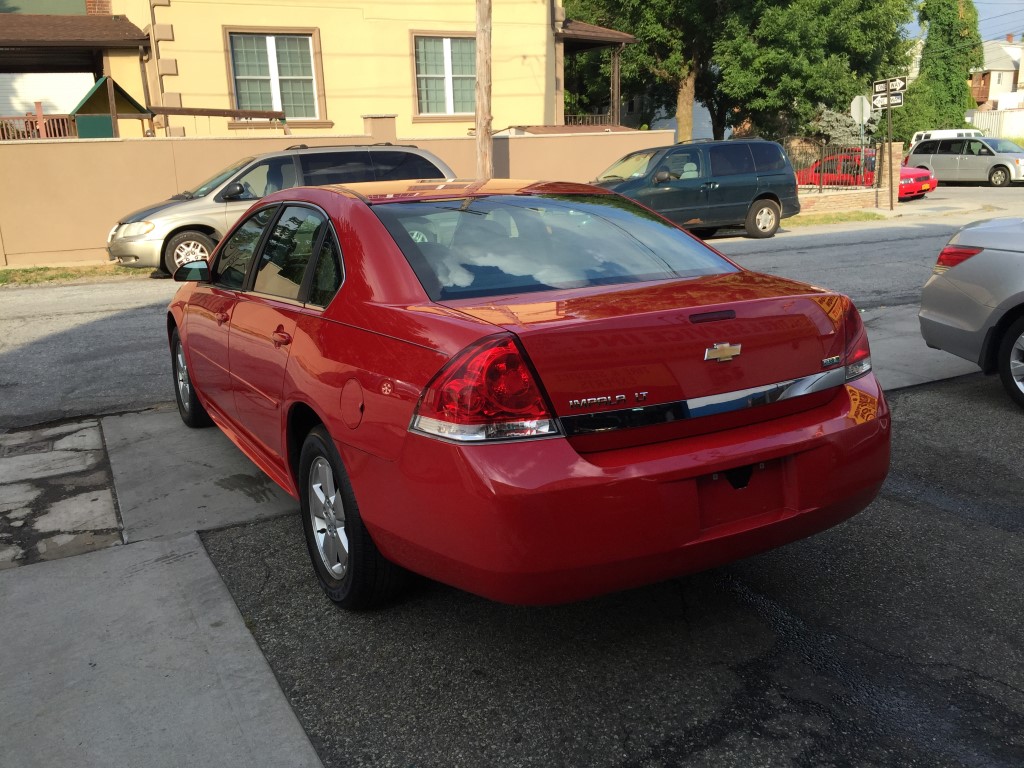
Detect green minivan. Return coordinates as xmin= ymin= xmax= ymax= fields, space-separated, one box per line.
xmin=593 ymin=139 xmax=801 ymax=238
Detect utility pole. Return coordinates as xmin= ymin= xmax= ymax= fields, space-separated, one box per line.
xmin=475 ymin=0 xmax=493 ymax=179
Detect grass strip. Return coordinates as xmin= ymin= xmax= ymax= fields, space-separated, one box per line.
xmin=0 ymin=265 xmax=152 ymax=286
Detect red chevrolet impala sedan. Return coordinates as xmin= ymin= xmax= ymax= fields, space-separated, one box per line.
xmin=168 ymin=179 xmax=890 ymax=608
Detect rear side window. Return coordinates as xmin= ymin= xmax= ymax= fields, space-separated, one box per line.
xmin=300 ymin=151 xmax=374 ymax=185
xmin=214 ymin=206 xmax=277 ymax=290
xmin=750 ymin=142 xmax=788 ymax=171
xmin=308 ymin=235 xmax=343 ymax=307
xmin=253 ymin=205 xmax=326 ymax=301
xmin=937 ymin=140 xmax=964 ymax=155
xmin=372 ymin=194 xmax=738 ymax=301
xmin=371 ymin=150 xmax=446 ymax=181
xmin=709 ymin=144 xmax=756 ymax=176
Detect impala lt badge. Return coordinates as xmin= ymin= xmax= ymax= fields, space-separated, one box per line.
xmin=704 ymin=342 xmax=742 ymax=363
xmin=822 ymin=355 xmax=842 ymax=367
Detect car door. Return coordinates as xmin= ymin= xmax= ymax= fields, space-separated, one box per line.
xmin=932 ymin=139 xmax=964 ymax=181
xmin=183 ymin=206 xmax=278 ymax=422
xmin=630 ymin=149 xmax=709 ymax=227
xmin=957 ymin=139 xmax=992 ymax=182
xmin=705 ymin=143 xmax=759 ymax=225
xmin=229 ymin=204 xmax=337 ymax=467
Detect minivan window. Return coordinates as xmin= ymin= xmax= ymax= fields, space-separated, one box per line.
xmin=182 ymin=157 xmax=254 ymax=198
xmin=749 ymin=142 xmax=788 ymax=171
xmin=915 ymin=140 xmax=939 ymax=154
xmin=253 ymin=205 xmax=326 ymax=300
xmin=984 ymin=138 xmax=1024 ymax=153
xmin=371 ymin=151 xmax=445 ymax=181
xmin=234 ymin=158 xmax=299 ymax=200
xmin=595 ymin=150 xmax=659 ymax=181
xmin=660 ymin=150 xmax=702 ymax=179
xmin=709 ymin=144 xmax=755 ymax=176
xmin=937 ymin=140 xmax=964 ymax=155
xmin=300 ymin=151 xmax=374 ymax=185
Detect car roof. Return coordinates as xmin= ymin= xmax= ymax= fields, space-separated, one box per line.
xmin=250 ymin=143 xmax=434 ymax=161
xmin=312 ymin=179 xmax=613 ymax=204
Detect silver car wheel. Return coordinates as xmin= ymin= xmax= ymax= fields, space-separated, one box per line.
xmin=309 ymin=456 xmax=349 ymax=578
xmin=175 ymin=340 xmax=191 ymax=412
xmin=172 ymin=239 xmax=210 ymax=270
xmin=754 ymin=206 xmax=777 ymax=232
xmin=1010 ymin=331 xmax=1024 ymax=396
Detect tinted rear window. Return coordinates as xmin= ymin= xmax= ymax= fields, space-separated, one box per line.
xmin=371 ymin=150 xmax=446 ymax=181
xmin=709 ymin=144 xmax=755 ymax=176
xmin=300 ymin=151 xmax=374 ymax=185
xmin=749 ymin=142 xmax=788 ymax=171
xmin=372 ymin=194 xmax=737 ymax=301
xmin=913 ymin=140 xmax=938 ymax=154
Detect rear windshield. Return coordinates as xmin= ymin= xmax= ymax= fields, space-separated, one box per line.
xmin=372 ymin=194 xmax=738 ymax=301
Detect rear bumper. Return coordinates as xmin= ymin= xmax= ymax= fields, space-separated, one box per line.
xmin=352 ymin=374 xmax=890 ymax=605
xmin=919 ymin=273 xmax=993 ymax=366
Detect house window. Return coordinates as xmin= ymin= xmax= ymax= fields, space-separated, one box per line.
xmin=230 ymin=33 xmax=317 ymax=119
xmin=996 ymin=72 xmax=1003 ymax=86
xmin=414 ymin=36 xmax=475 ymax=115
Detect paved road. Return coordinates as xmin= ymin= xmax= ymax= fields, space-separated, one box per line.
xmin=202 ymin=374 xmax=1024 ymax=768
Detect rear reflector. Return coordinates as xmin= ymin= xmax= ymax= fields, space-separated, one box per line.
xmin=934 ymin=245 xmax=982 ymax=274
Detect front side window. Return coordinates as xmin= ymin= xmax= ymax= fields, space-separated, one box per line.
xmin=414 ymin=35 xmax=475 ymax=115
xmin=253 ymin=205 xmax=326 ymax=300
xmin=232 ymin=157 xmax=298 ymax=200
xmin=230 ymin=33 xmax=317 ymax=119
xmin=215 ymin=207 xmax=278 ymax=290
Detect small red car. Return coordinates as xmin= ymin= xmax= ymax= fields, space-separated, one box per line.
xmin=797 ymin=151 xmax=938 ymax=201
xmin=168 ymin=180 xmax=890 ymax=608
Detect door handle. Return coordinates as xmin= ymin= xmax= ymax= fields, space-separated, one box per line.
xmin=701 ymin=182 xmax=720 ymax=190
xmin=214 ymin=312 xmax=229 ymax=326
xmin=271 ymin=330 xmax=292 ymax=348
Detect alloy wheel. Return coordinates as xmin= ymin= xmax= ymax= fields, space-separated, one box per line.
xmin=172 ymin=240 xmax=210 ymax=270
xmin=1010 ymin=331 xmax=1024 ymax=397
xmin=175 ymin=341 xmax=191 ymax=412
xmin=309 ymin=456 xmax=349 ymax=578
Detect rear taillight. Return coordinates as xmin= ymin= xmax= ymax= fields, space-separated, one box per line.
xmin=933 ymin=245 xmax=983 ymax=275
xmin=411 ymin=334 xmax=559 ymax=442
xmin=844 ymin=299 xmax=872 ymax=381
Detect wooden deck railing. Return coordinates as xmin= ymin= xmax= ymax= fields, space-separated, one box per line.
xmin=0 ymin=112 xmax=77 ymax=140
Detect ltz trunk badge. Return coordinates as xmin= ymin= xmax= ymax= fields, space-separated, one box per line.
xmin=704 ymin=343 xmax=742 ymax=362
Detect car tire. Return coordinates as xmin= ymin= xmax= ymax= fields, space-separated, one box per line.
xmin=745 ymin=199 xmax=781 ymax=238
xmin=997 ymin=316 xmax=1024 ymax=409
xmin=690 ymin=227 xmax=718 ymax=239
xmin=299 ymin=425 xmax=406 ymax=609
xmin=171 ymin=327 xmax=213 ymax=428
xmin=164 ymin=230 xmax=215 ymax=275
xmin=989 ymin=167 xmax=1011 ymax=187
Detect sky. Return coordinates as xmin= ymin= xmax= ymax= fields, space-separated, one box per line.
xmin=907 ymin=1 xmax=1024 ymax=43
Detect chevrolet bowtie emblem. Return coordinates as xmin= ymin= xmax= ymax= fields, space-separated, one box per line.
xmin=704 ymin=342 xmax=742 ymax=362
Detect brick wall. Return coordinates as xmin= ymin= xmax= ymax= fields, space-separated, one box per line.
xmin=798 ymin=189 xmax=880 ymax=213
xmin=86 ymin=0 xmax=112 ymax=14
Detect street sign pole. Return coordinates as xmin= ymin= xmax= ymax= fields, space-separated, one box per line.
xmin=887 ymin=100 xmax=894 ymax=211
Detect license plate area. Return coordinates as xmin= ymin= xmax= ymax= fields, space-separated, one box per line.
xmin=922 ymin=183 xmax=931 ymax=190
xmin=697 ymin=458 xmax=786 ymax=530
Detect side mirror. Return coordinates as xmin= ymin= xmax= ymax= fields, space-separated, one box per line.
xmin=173 ymin=260 xmax=211 ymax=283
xmin=654 ymin=170 xmax=671 ymax=184
xmin=221 ymin=181 xmax=245 ymax=200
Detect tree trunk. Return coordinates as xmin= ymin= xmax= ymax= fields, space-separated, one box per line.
xmin=675 ymin=64 xmax=696 ymax=142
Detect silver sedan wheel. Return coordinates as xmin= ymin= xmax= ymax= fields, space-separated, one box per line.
xmin=1009 ymin=331 xmax=1024 ymax=397
xmin=172 ymin=239 xmax=210 ymax=270
xmin=175 ymin=341 xmax=191 ymax=412
xmin=309 ymin=457 xmax=349 ymax=578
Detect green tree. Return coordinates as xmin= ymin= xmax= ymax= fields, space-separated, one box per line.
xmin=714 ymin=0 xmax=915 ymax=138
xmin=893 ymin=0 xmax=983 ymax=142
xmin=564 ymin=0 xmax=734 ymax=140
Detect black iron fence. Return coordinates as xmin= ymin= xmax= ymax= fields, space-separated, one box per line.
xmin=784 ymin=138 xmax=879 ymax=192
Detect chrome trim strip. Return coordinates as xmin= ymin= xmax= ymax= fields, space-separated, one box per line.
xmin=560 ymin=368 xmax=846 ymax=436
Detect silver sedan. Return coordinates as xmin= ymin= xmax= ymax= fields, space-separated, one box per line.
xmin=920 ymin=218 xmax=1024 ymax=407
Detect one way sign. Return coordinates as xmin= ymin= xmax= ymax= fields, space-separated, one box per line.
xmin=873 ymin=76 xmax=907 ymax=95
xmin=872 ymin=92 xmax=904 ymax=109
